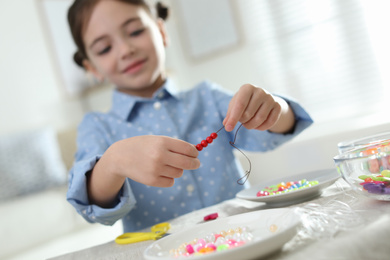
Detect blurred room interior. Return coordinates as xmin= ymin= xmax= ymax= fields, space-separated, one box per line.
xmin=0 ymin=0 xmax=389 ymax=259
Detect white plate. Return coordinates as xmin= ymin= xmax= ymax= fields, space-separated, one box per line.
xmin=236 ymin=168 xmax=340 ymax=206
xmin=143 ymin=208 xmax=300 ymax=260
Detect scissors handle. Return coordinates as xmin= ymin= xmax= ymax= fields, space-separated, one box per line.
xmin=115 ymin=222 xmax=171 ymax=245
xmin=151 ymin=222 xmax=171 ymax=233
xmin=115 ymin=232 xmax=158 ymax=244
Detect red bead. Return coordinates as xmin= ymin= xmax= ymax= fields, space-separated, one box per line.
xmin=206 ymin=136 xmax=213 ymax=143
xmin=256 ymin=190 xmax=270 ymax=197
xmin=196 ymin=144 xmax=203 ymax=151
xmin=201 ymin=140 xmax=208 ymax=147
xmin=210 ymin=133 xmax=218 ymax=139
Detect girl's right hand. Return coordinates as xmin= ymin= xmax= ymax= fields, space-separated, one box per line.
xmin=106 ymin=135 xmax=200 ymax=187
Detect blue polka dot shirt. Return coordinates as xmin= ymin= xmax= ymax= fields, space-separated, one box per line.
xmin=67 ymin=79 xmax=313 ymax=232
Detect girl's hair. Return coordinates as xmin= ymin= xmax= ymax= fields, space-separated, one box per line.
xmin=67 ymin=0 xmax=169 ymax=68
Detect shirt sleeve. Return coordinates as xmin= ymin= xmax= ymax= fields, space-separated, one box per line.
xmin=66 ymin=113 xmax=136 ymax=226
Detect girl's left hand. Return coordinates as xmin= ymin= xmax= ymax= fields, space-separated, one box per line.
xmin=223 ymin=84 xmax=294 ymax=133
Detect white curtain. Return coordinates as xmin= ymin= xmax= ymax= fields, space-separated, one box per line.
xmin=237 ymin=0 xmax=387 ymax=122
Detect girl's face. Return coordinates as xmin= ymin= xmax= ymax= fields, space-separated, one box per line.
xmin=82 ymin=0 xmax=167 ymax=97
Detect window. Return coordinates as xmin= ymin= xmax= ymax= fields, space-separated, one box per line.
xmin=237 ymin=0 xmax=385 ymax=122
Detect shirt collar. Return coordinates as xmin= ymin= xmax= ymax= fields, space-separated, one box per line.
xmin=110 ymin=79 xmax=179 ymax=120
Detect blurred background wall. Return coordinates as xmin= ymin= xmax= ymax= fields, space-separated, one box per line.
xmin=1 ymin=0 xmax=390 ymax=179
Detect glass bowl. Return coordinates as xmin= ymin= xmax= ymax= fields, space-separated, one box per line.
xmin=334 ymin=140 xmax=390 ymax=200
xmin=337 ymin=131 xmax=390 ymax=154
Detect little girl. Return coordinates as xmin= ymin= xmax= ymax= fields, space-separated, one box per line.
xmin=66 ymin=0 xmax=313 ymax=232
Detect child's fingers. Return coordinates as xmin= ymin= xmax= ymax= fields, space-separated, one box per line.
xmin=159 ymin=165 xmax=184 ymax=179
xmin=242 ymin=93 xmax=275 ymax=129
xmin=238 ymin=89 xmax=265 ymax=125
xmin=224 ymin=85 xmax=253 ymax=131
xmin=222 ymin=95 xmax=235 ymax=128
xmin=164 ymin=151 xmax=200 ymax=170
xmin=254 ymin=106 xmax=281 ymax=131
xmin=152 ymin=176 xmax=176 ymax=187
xmin=141 ymin=164 xmax=183 ymax=187
xmin=243 ymin=105 xmax=269 ymax=129
xmin=160 ymin=137 xmax=201 ymax=170
xmin=167 ymin=138 xmax=199 ymax=158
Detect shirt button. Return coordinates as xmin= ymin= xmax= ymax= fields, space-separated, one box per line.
xmin=186 ymin=185 xmax=195 ymax=193
xmin=153 ymin=101 xmax=162 ymax=110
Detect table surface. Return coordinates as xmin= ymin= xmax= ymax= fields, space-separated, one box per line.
xmin=50 ymin=179 xmax=390 ymax=260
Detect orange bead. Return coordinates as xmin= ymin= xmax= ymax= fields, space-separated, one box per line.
xmin=363 ymin=148 xmax=377 ymax=156
xmin=198 ymin=247 xmax=214 ymax=254
xmin=286 ymin=182 xmax=294 ymax=187
xmin=364 ymin=177 xmax=373 ymax=182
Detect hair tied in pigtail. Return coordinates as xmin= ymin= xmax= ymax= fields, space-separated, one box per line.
xmin=156 ymin=2 xmax=169 ymax=20
xmin=195 ymin=123 xmax=252 ymax=185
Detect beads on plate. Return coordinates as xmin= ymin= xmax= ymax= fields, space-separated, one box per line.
xmin=195 ymin=132 xmax=218 ymax=151
xmin=256 ymin=179 xmax=319 ymax=197
xmin=169 ymin=226 xmax=253 ymax=257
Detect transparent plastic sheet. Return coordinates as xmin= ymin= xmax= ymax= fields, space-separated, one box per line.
xmin=295 ymin=200 xmax=363 ymax=240
xmin=284 ymin=180 xmax=366 ymax=250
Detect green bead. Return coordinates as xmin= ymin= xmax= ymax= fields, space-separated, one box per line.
xmin=381 ymin=170 xmax=390 ymax=177
xmin=358 ymin=175 xmax=371 ymax=180
xmin=217 ymin=244 xmax=229 ymax=251
xmin=371 ymin=176 xmax=387 ymax=182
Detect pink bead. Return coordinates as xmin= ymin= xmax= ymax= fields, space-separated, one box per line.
xmin=197 ymin=238 xmax=206 ymax=247
xmin=186 ymin=244 xmax=194 ymax=254
xmin=196 ymin=246 xmax=204 ymax=252
xmin=235 ymin=241 xmax=245 ymax=247
xmin=205 ymin=243 xmax=217 ymax=250
xmin=227 ymin=239 xmax=238 ymax=247
xmin=203 ymin=213 xmax=218 ymax=221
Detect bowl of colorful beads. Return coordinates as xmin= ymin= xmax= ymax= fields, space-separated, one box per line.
xmin=334 ymin=139 xmax=390 ymax=200
xmin=143 ymin=208 xmax=300 ymax=260
xmin=337 ymin=131 xmax=390 ymax=154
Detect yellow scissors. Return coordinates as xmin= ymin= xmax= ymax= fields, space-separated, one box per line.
xmin=115 ymin=222 xmax=171 ymax=244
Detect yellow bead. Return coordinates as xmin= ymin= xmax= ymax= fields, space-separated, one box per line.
xmin=269 ymin=224 xmax=278 ymax=233
xmin=227 ymin=229 xmax=235 ymax=235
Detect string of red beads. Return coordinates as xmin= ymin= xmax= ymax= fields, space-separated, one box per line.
xmin=195 ymin=132 xmax=218 ymax=151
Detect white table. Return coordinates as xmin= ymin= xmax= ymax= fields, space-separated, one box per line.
xmin=50 ymin=180 xmax=390 ymax=260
